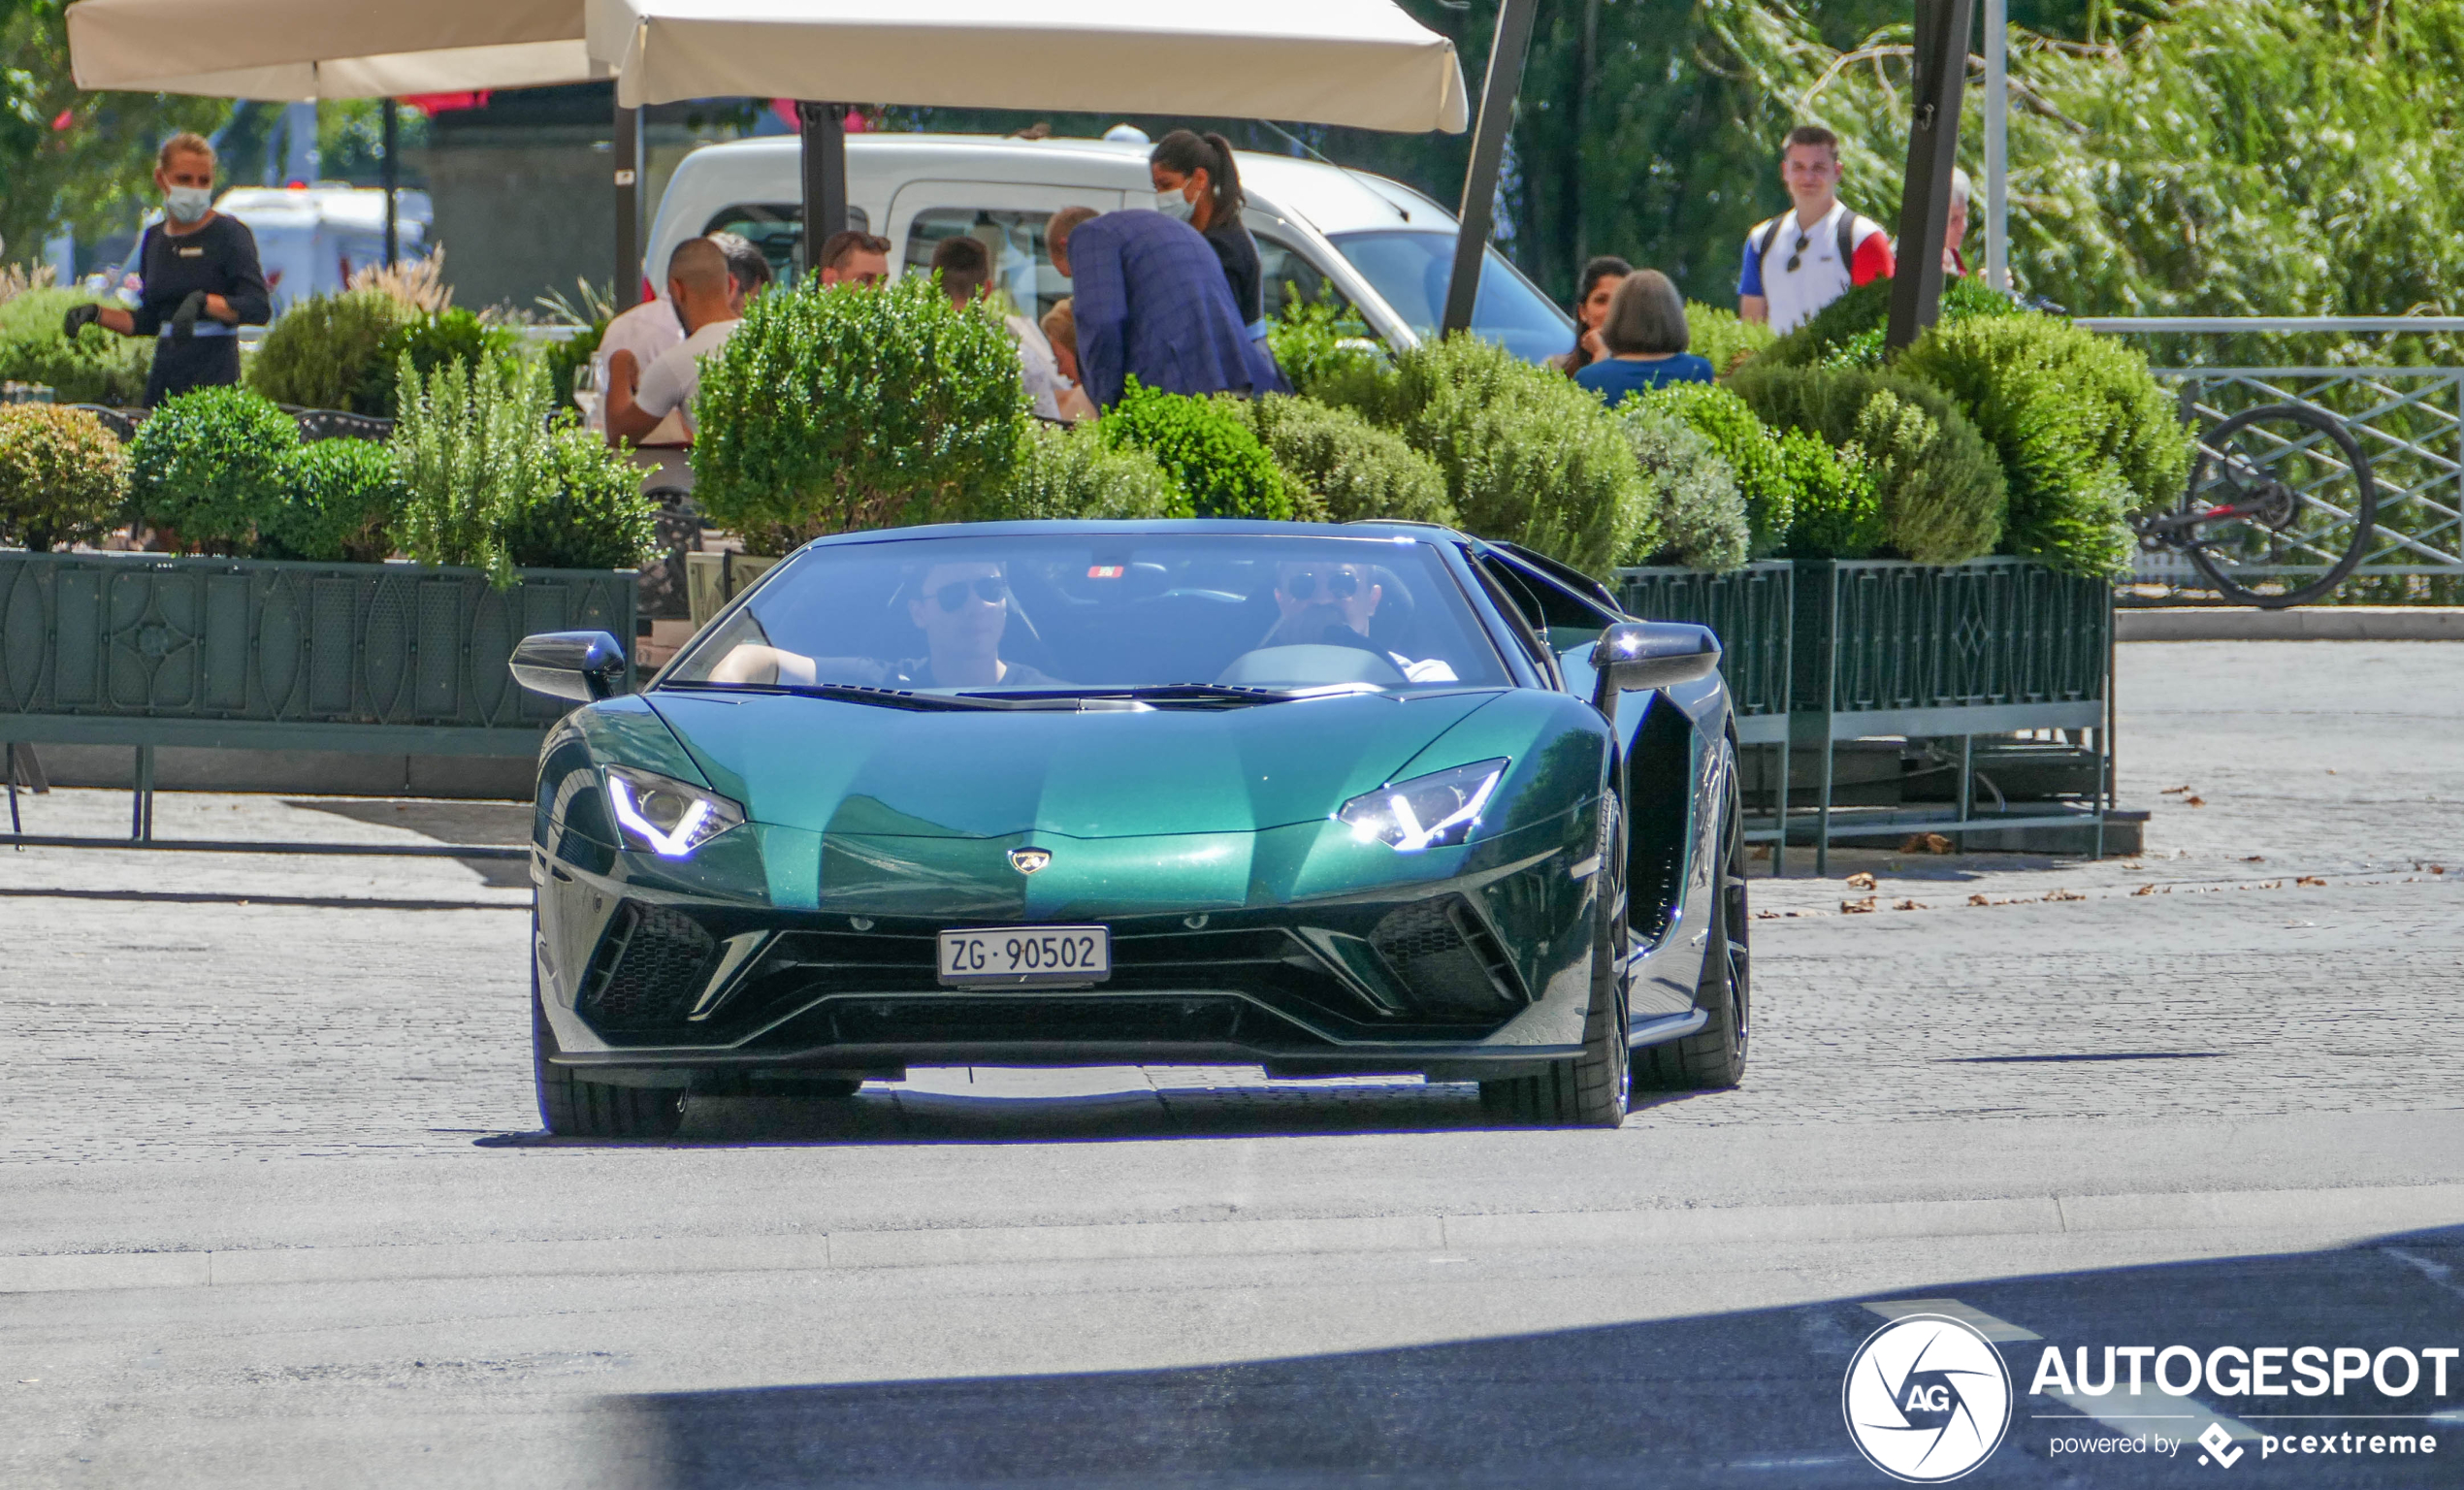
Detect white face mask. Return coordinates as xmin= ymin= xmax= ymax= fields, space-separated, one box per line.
xmin=1154 ymin=188 xmax=1197 ymax=224
xmin=164 ymin=185 xmax=213 ymax=224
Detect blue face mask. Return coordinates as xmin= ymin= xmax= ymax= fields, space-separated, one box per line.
xmin=164 ymin=185 xmax=213 ymax=224
xmin=1154 ymin=188 xmax=1197 ymax=224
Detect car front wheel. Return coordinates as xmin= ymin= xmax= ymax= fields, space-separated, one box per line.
xmin=533 ymin=966 xmax=686 ymax=1139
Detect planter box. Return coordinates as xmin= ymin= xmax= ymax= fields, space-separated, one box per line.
xmin=684 ymin=551 xmax=781 ymax=630
xmin=0 ymin=551 xmax=635 ymax=758
xmin=1615 ymin=556 xmax=2114 ymax=867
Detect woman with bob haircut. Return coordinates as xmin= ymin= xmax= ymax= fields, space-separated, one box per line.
xmin=1573 ymin=270 xmax=1715 ymax=408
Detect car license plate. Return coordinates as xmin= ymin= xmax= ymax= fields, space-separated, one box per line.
xmin=937 ymin=926 xmax=1111 ymax=987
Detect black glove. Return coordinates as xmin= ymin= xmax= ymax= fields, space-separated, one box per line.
xmin=62 ymin=303 xmax=101 ymax=339
xmin=170 ymin=290 xmax=209 ymax=342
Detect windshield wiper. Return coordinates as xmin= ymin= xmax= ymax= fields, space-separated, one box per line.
xmin=660 ymin=680 xmax=1012 ymax=712
xmin=956 ymin=684 xmax=1363 ymax=708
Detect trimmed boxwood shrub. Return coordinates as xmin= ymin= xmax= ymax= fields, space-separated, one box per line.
xmin=1685 ymin=302 xmax=1777 ymax=378
xmin=0 ymin=288 xmax=151 ymax=405
xmin=0 ymin=404 xmax=129 ymax=551
xmin=1229 ymin=394 xmax=1452 ymax=527
xmin=246 ymin=290 xmax=412 ymax=413
xmin=695 ymin=274 xmax=1026 ymax=551
xmin=1731 ymin=361 xmax=2005 ymax=565
xmin=261 ymin=438 xmax=404 ymax=563
xmin=1615 ymin=403 xmax=1749 ymax=570
xmin=358 ymin=308 xmax=521 ymax=416
xmin=503 ymin=429 xmax=661 ymax=571
xmin=1896 ymin=313 xmax=2190 ymax=577
xmin=1776 ymin=427 xmax=1887 ymax=561
xmin=1640 ymin=381 xmax=1796 ymax=556
xmin=1378 ymin=334 xmax=1648 ymax=575
xmin=973 ymin=420 xmax=1188 ymax=522
xmin=128 ymin=385 xmax=300 ymax=555
xmin=1762 ymin=276 xmax=2025 ymax=371
xmin=1099 ymin=379 xmax=1295 ymax=520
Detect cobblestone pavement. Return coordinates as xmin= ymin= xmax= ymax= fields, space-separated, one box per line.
xmin=0 ymin=640 xmax=2454 ymax=1164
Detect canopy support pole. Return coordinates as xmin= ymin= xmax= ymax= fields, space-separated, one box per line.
xmin=1885 ymin=0 xmax=1974 ymax=350
xmin=1983 ymin=0 xmax=2008 ymax=293
xmin=797 ymin=102 xmax=847 ymax=279
xmin=381 ymin=99 xmax=400 ymax=268
xmin=1440 ymin=0 xmax=1539 ymax=339
xmin=615 ymin=101 xmax=643 ymax=310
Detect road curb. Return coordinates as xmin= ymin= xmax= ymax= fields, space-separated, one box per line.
xmin=7 ymin=1182 xmax=2460 ymax=1296
xmin=2118 ymin=606 xmax=2464 ymax=641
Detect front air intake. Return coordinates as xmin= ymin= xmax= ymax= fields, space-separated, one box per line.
xmin=581 ymin=903 xmax=716 ymax=1029
xmin=1371 ymin=895 xmax=1524 ymax=1016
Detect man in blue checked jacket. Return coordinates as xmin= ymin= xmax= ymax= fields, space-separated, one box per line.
xmin=1046 ymin=206 xmax=1286 ymax=410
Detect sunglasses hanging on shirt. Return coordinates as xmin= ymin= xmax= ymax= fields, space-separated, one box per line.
xmin=1785 ymin=232 xmax=1811 ymax=274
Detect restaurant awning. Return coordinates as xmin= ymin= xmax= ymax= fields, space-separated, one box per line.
xmin=583 ymin=0 xmax=1468 ymax=135
xmin=65 ymin=0 xmax=601 ymax=100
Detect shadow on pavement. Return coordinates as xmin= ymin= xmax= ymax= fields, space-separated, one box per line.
xmin=284 ymin=797 xmax=535 ymax=887
xmin=481 ymin=1077 xmax=1733 ymax=1148
xmin=595 ymin=1223 xmax=2464 ymax=1489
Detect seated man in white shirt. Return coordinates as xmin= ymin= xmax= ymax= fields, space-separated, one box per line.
xmin=606 ymin=237 xmax=739 ymax=445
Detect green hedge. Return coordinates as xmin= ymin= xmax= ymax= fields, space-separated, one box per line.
xmin=0 ymin=404 xmax=128 ymax=552
xmin=1761 ymin=277 xmax=2024 ymax=371
xmin=1730 ymin=361 xmax=2005 ymax=565
xmin=1640 ymin=381 xmax=1796 ymax=557
xmin=1615 ymin=403 xmax=1749 ymax=570
xmin=246 ymin=290 xmax=412 ymax=413
xmin=1684 ymin=302 xmax=1777 ymax=379
xmin=1895 ymin=314 xmax=2190 ymax=577
xmin=503 ymin=429 xmax=660 ymax=571
xmin=128 ymin=386 xmax=301 ymax=554
xmin=1775 ymin=427 xmax=1886 ymax=561
xmin=0 ymin=288 xmax=152 ymax=405
xmin=695 ymin=273 xmax=1024 ymax=551
xmin=975 ymin=421 xmax=1189 ymax=522
xmin=1099 ymin=379 xmax=1296 ymax=520
xmin=1229 ymin=395 xmax=1453 ymax=527
xmin=260 ymin=438 xmax=403 ymax=563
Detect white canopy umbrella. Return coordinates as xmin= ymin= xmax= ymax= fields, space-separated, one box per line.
xmin=584 ymin=0 xmax=1467 ymax=133
xmin=65 ymin=0 xmax=597 ymax=99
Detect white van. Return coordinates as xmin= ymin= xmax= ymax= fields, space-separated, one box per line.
xmin=642 ymin=134 xmax=1572 ymax=365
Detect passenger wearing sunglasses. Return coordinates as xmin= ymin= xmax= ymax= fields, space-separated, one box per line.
xmin=1266 ymin=562 xmax=1457 ymax=684
xmin=1735 ymin=124 xmax=1895 ymax=335
xmin=704 ymin=562 xmax=1057 ymax=690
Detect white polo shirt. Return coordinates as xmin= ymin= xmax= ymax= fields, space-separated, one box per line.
xmin=632 ymin=318 xmax=741 ymax=440
xmin=1737 ymin=202 xmax=1896 ymax=335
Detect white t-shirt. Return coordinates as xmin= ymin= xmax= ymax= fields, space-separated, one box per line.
xmin=633 ymin=319 xmax=741 ymax=439
xmin=595 ymin=298 xmax=688 ymax=442
xmin=1006 ymin=312 xmax=1068 ymax=421
xmin=1736 ymin=200 xmax=1894 ymax=335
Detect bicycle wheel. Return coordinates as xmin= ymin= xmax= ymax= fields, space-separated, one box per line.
xmin=2179 ymin=403 xmax=2377 ymax=608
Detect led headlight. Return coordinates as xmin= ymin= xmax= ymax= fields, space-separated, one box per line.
xmin=604 ymin=764 xmax=745 ymax=858
xmin=1336 ymin=758 xmax=1508 ymax=853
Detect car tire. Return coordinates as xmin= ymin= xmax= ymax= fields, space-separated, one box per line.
xmin=1479 ymin=793 xmax=1631 ymax=1127
xmin=1636 ymin=749 xmax=1749 ymax=1090
xmin=533 ymin=968 xmax=686 ymax=1140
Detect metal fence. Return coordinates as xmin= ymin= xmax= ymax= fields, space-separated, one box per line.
xmin=2076 ymin=319 xmax=2464 ymax=596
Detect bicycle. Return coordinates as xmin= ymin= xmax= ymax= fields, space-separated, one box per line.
xmin=2131 ymin=402 xmax=2378 ymax=609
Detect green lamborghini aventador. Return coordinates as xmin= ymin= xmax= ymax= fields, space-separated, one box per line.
xmin=509 ymin=520 xmax=1748 ymax=1136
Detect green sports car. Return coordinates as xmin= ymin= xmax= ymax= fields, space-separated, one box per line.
xmin=509 ymin=521 xmax=1748 ymax=1135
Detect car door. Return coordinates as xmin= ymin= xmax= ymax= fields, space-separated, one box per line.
xmin=887 ymin=181 xmax=1126 ymax=324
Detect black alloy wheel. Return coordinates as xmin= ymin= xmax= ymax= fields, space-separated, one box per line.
xmin=533 ymin=955 xmax=686 ymax=1140
xmin=1637 ymin=747 xmax=1749 ymax=1090
xmin=1480 ymin=792 xmax=1631 ymax=1127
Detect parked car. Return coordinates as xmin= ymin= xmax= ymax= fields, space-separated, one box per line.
xmin=510 ymin=520 xmax=1749 ymax=1137
xmin=644 ymin=134 xmax=1573 ymax=364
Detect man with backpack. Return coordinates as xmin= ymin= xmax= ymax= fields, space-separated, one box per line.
xmin=1737 ymin=125 xmax=1895 ymax=334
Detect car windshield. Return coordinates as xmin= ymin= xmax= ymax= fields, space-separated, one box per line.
xmin=663 ymin=533 xmax=1509 ymax=701
xmin=1329 ymin=231 xmax=1573 ymax=365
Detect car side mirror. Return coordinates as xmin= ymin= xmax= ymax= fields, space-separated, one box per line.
xmin=510 ymin=631 xmax=631 ymax=702
xmin=1589 ymin=622 xmax=1720 ymax=716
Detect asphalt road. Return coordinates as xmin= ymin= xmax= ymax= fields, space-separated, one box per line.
xmin=2 ymin=640 xmax=2459 ymax=1488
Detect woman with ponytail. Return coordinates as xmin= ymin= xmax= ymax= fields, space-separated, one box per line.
xmin=1150 ymin=129 xmax=1264 ymax=340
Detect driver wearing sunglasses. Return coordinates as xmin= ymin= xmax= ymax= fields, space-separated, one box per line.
xmin=703 ymin=560 xmax=1058 ymax=690
xmin=1267 ymin=561 xmax=1457 ymax=683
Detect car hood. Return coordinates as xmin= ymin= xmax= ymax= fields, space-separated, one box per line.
xmin=646 ymin=689 xmax=1506 ymax=841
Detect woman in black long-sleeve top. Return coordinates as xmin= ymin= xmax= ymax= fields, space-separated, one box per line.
xmin=1149 ymin=129 xmax=1286 ymax=393
xmin=68 ymin=132 xmax=272 ymax=406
